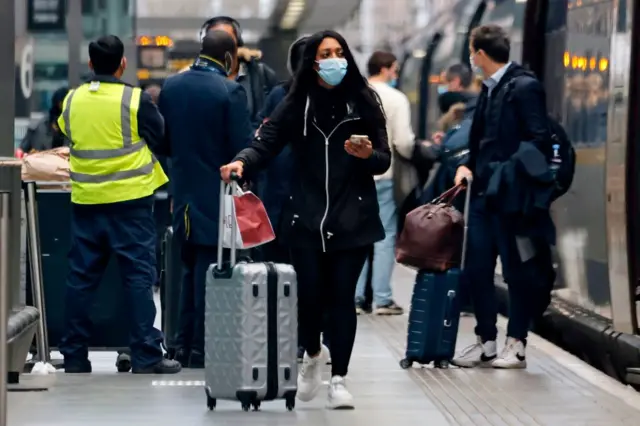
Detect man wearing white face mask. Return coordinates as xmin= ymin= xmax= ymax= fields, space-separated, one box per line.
xmin=452 ymin=24 xmax=555 ymax=370
xmin=354 ymin=51 xmax=415 ymax=316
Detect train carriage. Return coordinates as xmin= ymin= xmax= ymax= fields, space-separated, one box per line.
xmin=398 ymin=0 xmax=640 ymax=388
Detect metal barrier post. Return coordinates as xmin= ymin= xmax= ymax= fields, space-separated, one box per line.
xmin=0 ymin=191 xmax=10 ymax=426
xmin=25 ymin=182 xmax=50 ymax=362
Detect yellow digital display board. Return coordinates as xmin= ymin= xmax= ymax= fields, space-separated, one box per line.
xmin=137 ymin=35 xmax=174 ymax=47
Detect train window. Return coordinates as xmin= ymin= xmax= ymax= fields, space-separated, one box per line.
xmin=399 ymin=53 xmax=422 ymax=131
xmin=546 ymin=0 xmax=614 ymax=319
xmin=479 ymin=0 xmax=527 ymax=63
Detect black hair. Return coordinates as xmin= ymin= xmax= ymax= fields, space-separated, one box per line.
xmin=201 ymin=30 xmax=236 ymax=64
xmin=89 ymin=35 xmax=124 ymax=75
xmin=470 ymin=24 xmax=510 ymax=64
xmin=367 ymin=51 xmax=397 ymax=77
xmin=445 ymin=63 xmax=472 ymax=88
xmin=286 ymin=30 xmax=383 ymax=118
xmin=203 ymin=16 xmax=244 ymax=46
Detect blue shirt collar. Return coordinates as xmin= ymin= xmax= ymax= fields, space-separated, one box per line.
xmin=483 ymin=62 xmax=512 ymax=90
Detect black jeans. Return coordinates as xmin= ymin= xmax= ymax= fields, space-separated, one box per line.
xmin=291 ymin=246 xmax=368 ymax=377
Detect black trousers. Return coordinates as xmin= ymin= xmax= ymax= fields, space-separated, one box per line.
xmin=255 ymin=239 xmax=291 ymax=264
xmin=59 ymin=203 xmax=163 ymax=370
xmin=291 ymin=246 xmax=368 ymax=377
xmin=175 ymin=242 xmax=218 ymax=354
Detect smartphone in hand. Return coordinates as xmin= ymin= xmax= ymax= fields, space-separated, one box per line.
xmin=349 ymin=135 xmax=368 ymax=145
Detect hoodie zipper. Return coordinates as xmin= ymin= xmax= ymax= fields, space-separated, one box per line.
xmin=311 ymin=118 xmax=357 ymax=252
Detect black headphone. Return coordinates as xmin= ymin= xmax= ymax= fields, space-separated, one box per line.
xmin=200 ymin=16 xmax=244 ymax=47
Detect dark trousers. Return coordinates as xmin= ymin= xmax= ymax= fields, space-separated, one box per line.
xmin=59 ymin=203 xmax=163 ymax=370
xmin=256 ymin=239 xmax=291 ymax=264
xmin=175 ymin=242 xmax=218 ymax=354
xmin=292 ymin=246 xmax=368 ymax=377
xmin=465 ymin=194 xmax=548 ymax=343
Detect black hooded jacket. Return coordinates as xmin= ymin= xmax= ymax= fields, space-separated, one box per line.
xmin=234 ymin=84 xmax=390 ymax=252
xmin=465 ymin=63 xmax=552 ymax=192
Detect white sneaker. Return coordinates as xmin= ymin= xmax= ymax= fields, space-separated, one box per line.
xmin=451 ymin=337 xmax=497 ymax=368
xmin=326 ymin=375 xmax=354 ymax=409
xmin=492 ymin=337 xmax=527 ymax=369
xmin=297 ymin=345 xmax=329 ymax=402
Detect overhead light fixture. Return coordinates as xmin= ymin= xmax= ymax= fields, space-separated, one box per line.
xmin=280 ymin=0 xmax=306 ymax=30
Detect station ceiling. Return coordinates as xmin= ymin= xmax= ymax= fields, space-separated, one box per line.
xmin=296 ymin=0 xmax=361 ymax=35
xmin=135 ymin=0 xmax=362 ymax=42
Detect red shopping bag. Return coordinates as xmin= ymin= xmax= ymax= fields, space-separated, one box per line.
xmin=222 ymin=186 xmax=275 ymax=249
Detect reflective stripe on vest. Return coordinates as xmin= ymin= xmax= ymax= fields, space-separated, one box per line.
xmin=64 ymin=85 xmax=153 ymax=182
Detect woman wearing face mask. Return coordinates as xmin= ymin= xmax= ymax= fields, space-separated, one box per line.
xmin=221 ymin=30 xmax=390 ymax=409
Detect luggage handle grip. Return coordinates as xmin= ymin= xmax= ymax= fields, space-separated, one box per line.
xmin=461 ymin=177 xmax=472 ymax=270
xmin=217 ymin=172 xmax=241 ymax=271
xmin=443 ymin=290 xmax=456 ymax=327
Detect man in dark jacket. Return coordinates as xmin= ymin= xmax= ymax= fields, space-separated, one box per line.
xmin=19 ymin=86 xmax=69 ymax=156
xmin=202 ymin=16 xmax=277 ymax=128
xmin=452 ymin=25 xmax=554 ymax=370
xmin=158 ymin=30 xmax=253 ymax=368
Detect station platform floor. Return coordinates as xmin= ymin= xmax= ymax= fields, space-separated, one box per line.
xmin=8 ymin=265 xmax=640 ymax=426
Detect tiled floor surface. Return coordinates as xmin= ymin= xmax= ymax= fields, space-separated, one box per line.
xmin=8 ymin=266 xmax=640 ymax=425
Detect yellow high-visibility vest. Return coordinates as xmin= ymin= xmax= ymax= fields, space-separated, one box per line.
xmin=57 ymin=81 xmax=168 ymax=205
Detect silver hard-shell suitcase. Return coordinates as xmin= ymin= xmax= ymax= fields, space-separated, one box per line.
xmin=204 ymin=178 xmax=298 ymax=412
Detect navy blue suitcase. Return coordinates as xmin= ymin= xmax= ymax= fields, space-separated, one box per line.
xmin=400 ymin=269 xmax=462 ymax=368
xmin=400 ymin=179 xmax=472 ymax=369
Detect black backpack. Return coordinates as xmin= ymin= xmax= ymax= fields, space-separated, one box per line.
xmin=501 ymin=78 xmax=576 ymax=200
xmin=547 ymin=116 xmax=575 ymax=200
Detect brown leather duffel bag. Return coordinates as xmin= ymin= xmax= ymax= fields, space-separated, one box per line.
xmin=395 ymin=185 xmax=465 ymax=271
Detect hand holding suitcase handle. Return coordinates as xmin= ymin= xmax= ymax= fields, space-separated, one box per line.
xmin=216 ymin=172 xmax=242 ymax=272
xmin=431 ymin=177 xmax=472 ymax=268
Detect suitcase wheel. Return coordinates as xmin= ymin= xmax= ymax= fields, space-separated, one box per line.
xmin=205 ymin=388 xmax=216 ymax=411
xmin=207 ymin=396 xmax=216 ymax=411
xmin=434 ymin=360 xmax=450 ymax=369
xmin=399 ymin=358 xmax=413 ymax=369
xmin=241 ymin=402 xmax=251 ymax=412
xmin=285 ymin=395 xmax=295 ymax=411
xmin=115 ymin=353 xmax=132 ymax=373
xmin=251 ymin=401 xmax=261 ymax=411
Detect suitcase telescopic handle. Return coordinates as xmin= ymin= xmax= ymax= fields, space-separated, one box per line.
xmin=461 ymin=176 xmax=472 ymax=270
xmin=217 ymin=172 xmax=241 ymax=270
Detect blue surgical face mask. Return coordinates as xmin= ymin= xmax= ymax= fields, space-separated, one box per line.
xmin=388 ymin=78 xmax=398 ymax=88
xmin=437 ymin=85 xmax=448 ymax=95
xmin=317 ymin=58 xmax=348 ymax=86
